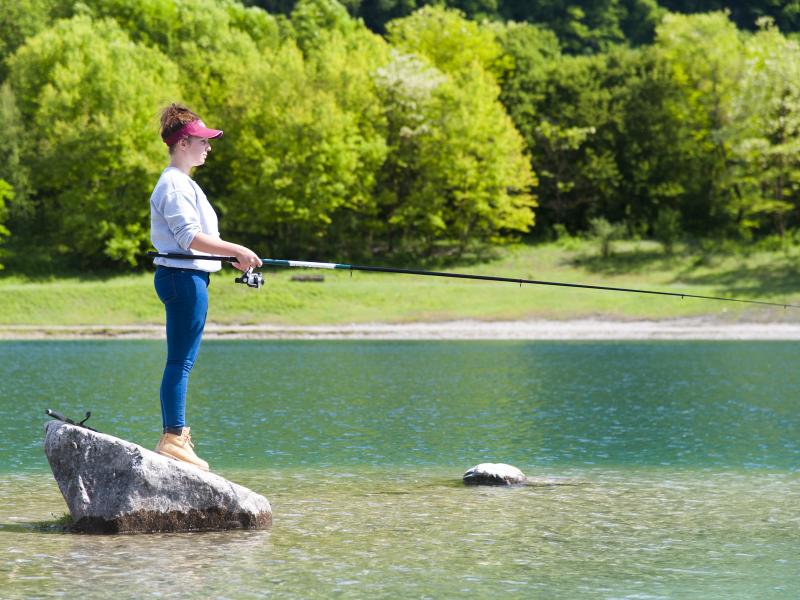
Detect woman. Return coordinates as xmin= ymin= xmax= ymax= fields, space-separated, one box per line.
xmin=150 ymin=103 xmax=261 ymax=471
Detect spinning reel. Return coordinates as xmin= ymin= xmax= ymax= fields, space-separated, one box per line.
xmin=235 ymin=267 xmax=264 ymax=289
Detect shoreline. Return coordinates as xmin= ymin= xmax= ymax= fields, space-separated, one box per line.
xmin=2 ymin=317 xmax=800 ymax=340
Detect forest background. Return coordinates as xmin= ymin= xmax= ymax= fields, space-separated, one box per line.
xmin=2 ymin=0 xmax=800 ymax=275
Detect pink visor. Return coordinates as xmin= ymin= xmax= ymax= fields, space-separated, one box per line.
xmin=163 ymin=120 xmax=223 ymax=146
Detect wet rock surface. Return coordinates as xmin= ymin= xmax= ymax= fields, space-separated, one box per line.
xmin=44 ymin=421 xmax=271 ymax=533
xmin=463 ymin=463 xmax=528 ymax=486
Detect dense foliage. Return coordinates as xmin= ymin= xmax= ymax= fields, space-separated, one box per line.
xmin=1 ymin=0 xmax=800 ymax=270
xmin=246 ymin=1 xmax=800 ymax=48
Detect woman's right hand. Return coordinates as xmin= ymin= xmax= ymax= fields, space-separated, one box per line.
xmin=232 ymin=245 xmax=262 ymax=272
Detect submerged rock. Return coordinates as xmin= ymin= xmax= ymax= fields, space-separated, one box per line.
xmin=463 ymin=463 xmax=527 ymax=486
xmin=44 ymin=420 xmax=271 ymax=533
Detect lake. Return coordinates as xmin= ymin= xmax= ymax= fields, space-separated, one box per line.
xmin=0 ymin=340 xmax=798 ymax=598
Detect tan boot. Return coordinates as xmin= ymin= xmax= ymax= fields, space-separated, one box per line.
xmin=155 ymin=427 xmax=209 ymax=472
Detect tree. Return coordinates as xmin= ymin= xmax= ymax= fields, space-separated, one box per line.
xmin=0 ymin=0 xmax=73 ymax=80
xmin=7 ymin=15 xmax=181 ymax=267
xmin=383 ymin=7 xmax=536 ymax=255
xmin=501 ymin=1 xmax=664 ymax=53
xmin=245 ymin=0 xmax=666 ymax=52
xmin=660 ymin=1 xmax=800 ymax=33
xmin=588 ymin=216 xmax=625 ymax=257
xmin=654 ymin=11 xmax=745 ymax=235
xmin=498 ymin=22 xmax=703 ymax=240
xmin=290 ymin=0 xmax=357 ymax=53
xmin=0 ymin=83 xmax=31 ymax=223
xmin=723 ymin=19 xmax=800 ymax=236
xmin=386 ymin=5 xmax=509 ymax=78
xmin=498 ymin=35 xmax=617 ymax=233
xmin=604 ymin=44 xmax=692 ymax=238
xmin=216 ymin=26 xmax=391 ymax=257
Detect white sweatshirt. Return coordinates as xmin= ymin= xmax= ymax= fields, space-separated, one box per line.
xmin=149 ymin=167 xmax=222 ymax=272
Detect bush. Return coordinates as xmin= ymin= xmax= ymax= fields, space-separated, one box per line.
xmin=588 ymin=217 xmax=625 ymax=258
xmin=652 ymin=207 xmax=682 ymax=254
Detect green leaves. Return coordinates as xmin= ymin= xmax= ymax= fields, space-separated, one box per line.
xmin=652 ymin=12 xmax=800 ymax=238
xmin=497 ymin=9 xmax=800 ymax=242
xmin=382 ymin=7 xmax=536 ymax=256
xmin=724 ymin=20 xmax=800 ymax=236
xmin=7 ymin=15 xmax=180 ymax=266
xmin=0 ymin=1 xmax=537 ymax=266
xmin=217 ymin=29 xmax=390 ymax=256
xmin=387 ymin=5 xmax=508 ymax=78
xmin=5 ymin=1 xmax=800 ymax=271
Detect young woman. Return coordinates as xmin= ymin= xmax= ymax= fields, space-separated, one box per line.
xmin=150 ymin=103 xmax=261 ymax=471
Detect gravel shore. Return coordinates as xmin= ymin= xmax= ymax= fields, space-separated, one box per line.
xmin=3 ymin=318 xmax=800 ymax=340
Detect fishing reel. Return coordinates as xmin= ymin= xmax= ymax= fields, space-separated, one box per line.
xmin=235 ymin=267 xmax=264 ymax=289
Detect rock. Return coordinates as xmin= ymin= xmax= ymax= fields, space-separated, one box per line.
xmin=43 ymin=420 xmax=271 ymax=533
xmin=463 ymin=463 xmax=527 ymax=486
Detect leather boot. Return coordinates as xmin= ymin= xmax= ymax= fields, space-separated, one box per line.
xmin=155 ymin=427 xmax=209 ymax=472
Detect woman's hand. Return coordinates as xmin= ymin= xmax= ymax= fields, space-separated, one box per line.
xmin=232 ymin=245 xmax=262 ymax=272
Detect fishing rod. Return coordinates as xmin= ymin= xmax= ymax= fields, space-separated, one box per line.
xmin=147 ymin=251 xmax=800 ymax=309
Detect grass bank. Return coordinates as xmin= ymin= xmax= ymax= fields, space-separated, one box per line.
xmin=2 ymin=241 xmax=800 ymax=327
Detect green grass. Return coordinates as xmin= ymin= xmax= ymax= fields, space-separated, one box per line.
xmin=3 ymin=240 xmax=800 ymax=327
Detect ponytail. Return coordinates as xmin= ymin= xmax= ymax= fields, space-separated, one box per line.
xmin=160 ymin=103 xmax=199 ymax=152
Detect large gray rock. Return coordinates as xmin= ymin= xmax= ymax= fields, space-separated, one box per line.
xmin=44 ymin=420 xmax=272 ymax=533
xmin=463 ymin=462 xmax=527 ymax=486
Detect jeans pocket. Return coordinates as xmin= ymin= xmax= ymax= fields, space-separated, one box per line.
xmin=154 ymin=270 xmax=178 ymax=304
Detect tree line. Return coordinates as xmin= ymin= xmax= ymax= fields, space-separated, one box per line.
xmin=1 ymin=0 xmax=799 ymax=270
xmin=249 ymin=1 xmax=800 ymax=52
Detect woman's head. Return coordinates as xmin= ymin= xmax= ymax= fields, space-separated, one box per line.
xmin=159 ymin=103 xmax=223 ymax=156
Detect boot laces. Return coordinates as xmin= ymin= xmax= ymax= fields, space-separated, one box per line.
xmin=181 ymin=429 xmax=195 ymax=449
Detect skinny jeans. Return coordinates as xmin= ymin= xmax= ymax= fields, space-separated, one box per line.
xmin=154 ymin=266 xmax=210 ymax=432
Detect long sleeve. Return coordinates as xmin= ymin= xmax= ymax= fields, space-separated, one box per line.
xmin=156 ymin=189 xmax=201 ymax=250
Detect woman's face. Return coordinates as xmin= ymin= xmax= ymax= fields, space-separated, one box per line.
xmin=183 ymin=136 xmax=211 ymax=167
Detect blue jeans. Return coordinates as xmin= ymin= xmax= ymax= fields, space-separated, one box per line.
xmin=154 ymin=266 xmax=210 ymax=432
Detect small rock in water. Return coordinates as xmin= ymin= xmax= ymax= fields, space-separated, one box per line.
xmin=463 ymin=463 xmax=527 ymax=486
xmin=43 ymin=420 xmax=272 ymax=533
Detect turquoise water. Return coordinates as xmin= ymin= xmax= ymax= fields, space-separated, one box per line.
xmin=0 ymin=340 xmax=798 ymax=598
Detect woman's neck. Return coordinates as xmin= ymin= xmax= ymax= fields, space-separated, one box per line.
xmin=169 ymin=155 xmax=193 ymax=175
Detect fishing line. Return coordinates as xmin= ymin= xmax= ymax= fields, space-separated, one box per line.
xmin=147 ymin=251 xmax=799 ymax=309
